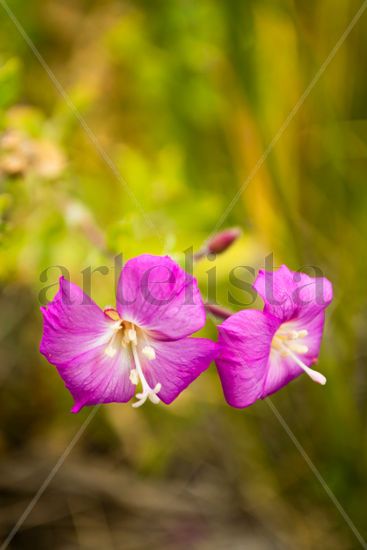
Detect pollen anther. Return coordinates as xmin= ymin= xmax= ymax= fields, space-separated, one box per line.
xmin=127 ymin=328 xmax=137 ymax=345
xmin=129 ymin=369 xmax=139 ymax=385
xmin=142 ymin=346 xmax=156 ymax=360
xmin=288 ymin=343 xmax=309 ymax=354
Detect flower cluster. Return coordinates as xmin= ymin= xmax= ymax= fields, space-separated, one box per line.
xmin=40 ymin=254 xmax=333 ymax=412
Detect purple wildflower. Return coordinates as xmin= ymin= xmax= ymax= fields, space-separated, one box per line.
xmin=215 ymin=265 xmax=333 ymax=408
xmin=40 ymin=254 xmax=218 ymax=412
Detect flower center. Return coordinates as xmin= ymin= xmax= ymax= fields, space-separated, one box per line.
xmin=271 ymin=326 xmax=326 ymax=385
xmin=104 ymin=308 xmax=161 ymax=407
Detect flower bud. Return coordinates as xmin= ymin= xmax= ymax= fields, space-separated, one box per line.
xmin=207 ymin=227 xmax=242 ymax=255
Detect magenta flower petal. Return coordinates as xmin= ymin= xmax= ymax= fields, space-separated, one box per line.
xmin=40 ymin=277 xmax=113 ymax=363
xmin=140 ymin=337 xmax=218 ymax=404
xmin=253 ymin=265 xmax=333 ymax=322
xmin=40 ymin=277 xmax=135 ymax=412
xmin=216 ymin=310 xmax=280 ymax=408
xmin=57 ymin=344 xmax=135 ymax=413
xmin=116 ymin=254 xmax=205 ymax=339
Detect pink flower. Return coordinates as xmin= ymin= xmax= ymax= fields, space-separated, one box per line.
xmin=215 ymin=265 xmax=333 ymax=408
xmin=40 ymin=255 xmax=218 ymax=412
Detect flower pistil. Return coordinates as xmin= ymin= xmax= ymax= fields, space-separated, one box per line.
xmin=271 ymin=325 xmax=326 ymax=385
xmin=104 ymin=307 xmax=161 ymax=407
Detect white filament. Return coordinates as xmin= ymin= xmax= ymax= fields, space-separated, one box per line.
xmin=131 ymin=343 xmax=161 ymax=408
xmin=278 ymin=341 xmax=327 ymax=385
xmin=272 ymin=327 xmax=326 ymax=385
xmin=103 ymin=318 xmax=161 ymax=407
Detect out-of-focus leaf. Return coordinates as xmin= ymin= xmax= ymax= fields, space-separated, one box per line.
xmin=0 ymin=58 xmax=21 ymax=109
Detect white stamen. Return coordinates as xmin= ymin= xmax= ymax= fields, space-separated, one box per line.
xmin=112 ymin=320 xmax=123 ymax=331
xmin=104 ymin=322 xmax=123 ymax=356
xmin=103 ymin=318 xmax=161 ymax=406
xmin=142 ymin=345 xmax=156 ymax=360
xmin=149 ymin=392 xmax=160 ymax=404
xmin=280 ymin=329 xmax=309 ymax=340
xmin=130 ymin=343 xmax=161 ymax=408
xmin=278 ymin=341 xmax=326 ymax=385
xmin=127 ymin=328 xmax=137 ymax=345
xmin=288 ymin=343 xmax=309 ymax=355
xmin=272 ymin=324 xmax=325 ymax=386
xmin=105 ymin=345 xmax=116 ymax=357
xmin=129 ymin=369 xmax=139 ymax=385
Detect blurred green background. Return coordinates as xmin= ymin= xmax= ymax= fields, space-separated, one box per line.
xmin=0 ymin=0 xmax=366 ymax=548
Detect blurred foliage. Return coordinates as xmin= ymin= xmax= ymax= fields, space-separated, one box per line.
xmin=0 ymin=0 xmax=367 ymax=549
